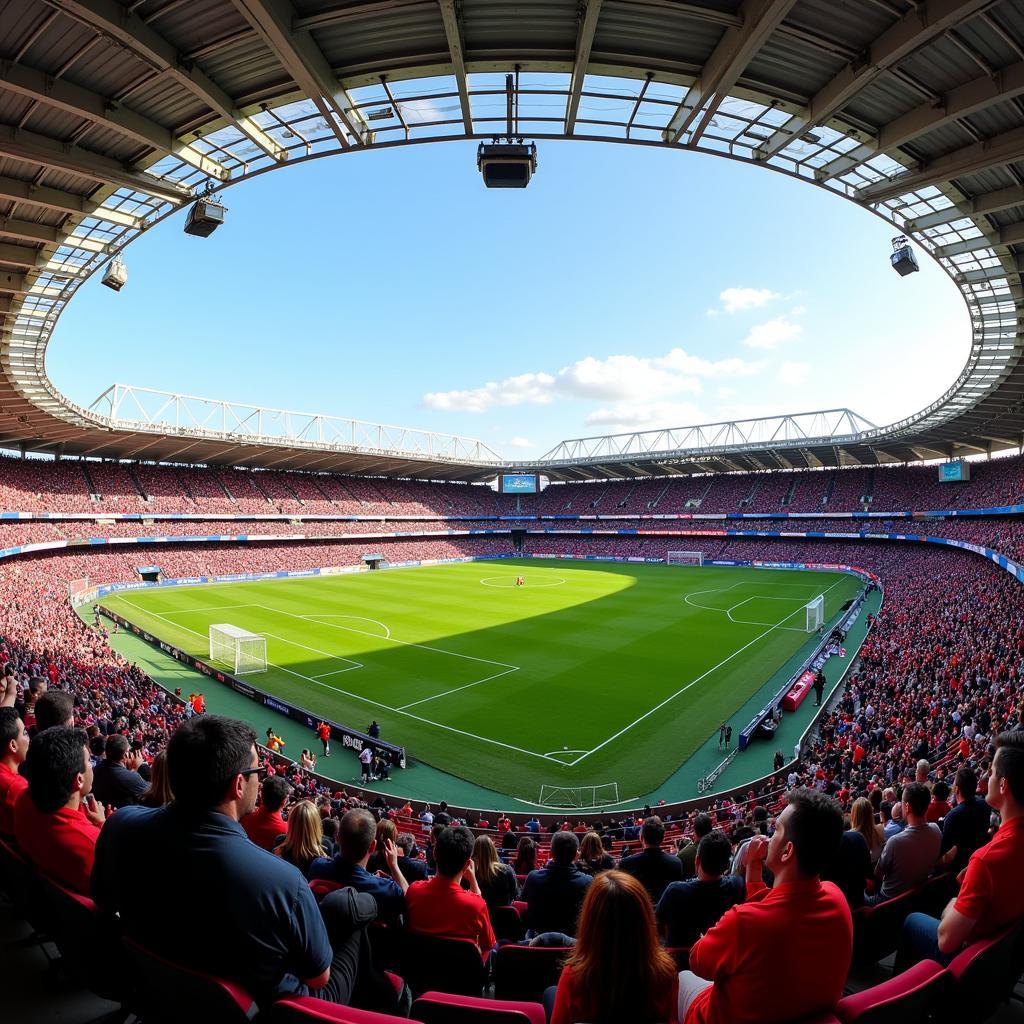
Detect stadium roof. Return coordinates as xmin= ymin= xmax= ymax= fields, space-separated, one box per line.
xmin=2 ymin=0 xmax=1024 ymax=482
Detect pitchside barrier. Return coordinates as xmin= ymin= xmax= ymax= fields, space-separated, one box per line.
xmin=737 ymin=579 xmax=874 ymax=752
xmin=100 ymin=606 xmax=407 ymax=770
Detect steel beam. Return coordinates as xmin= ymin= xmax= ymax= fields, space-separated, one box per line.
xmin=756 ymin=0 xmax=994 ymax=160
xmin=934 ymin=221 xmax=1024 ymax=258
xmin=0 ymin=217 xmax=61 ymax=247
xmin=565 ymin=0 xmax=604 ymax=134
xmin=663 ymin=0 xmax=796 ymax=145
xmin=904 ymin=184 xmax=1024 ymax=232
xmin=859 ymin=126 xmax=1024 ymax=204
xmin=0 ymin=241 xmax=45 ymax=268
xmin=0 ymin=125 xmax=191 ymax=204
xmin=230 ymin=0 xmax=365 ymax=147
xmin=45 ymin=0 xmax=288 ymax=162
xmin=0 ymin=60 xmax=230 ymax=180
xmin=438 ymin=0 xmax=473 ymax=134
xmin=820 ymin=60 xmax=1024 ymax=180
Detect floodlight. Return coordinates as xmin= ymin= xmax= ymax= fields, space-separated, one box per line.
xmin=477 ymin=142 xmax=538 ymax=188
xmin=184 ymin=197 xmax=226 ymax=237
xmin=890 ymin=235 xmax=920 ymax=276
xmin=101 ymin=257 xmax=127 ymax=292
xmin=478 ymin=69 xmax=538 ymax=188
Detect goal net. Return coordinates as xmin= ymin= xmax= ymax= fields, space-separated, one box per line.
xmin=538 ymin=783 xmax=620 ymax=809
xmin=667 ymin=550 xmax=704 ymax=567
xmin=805 ymin=595 xmax=825 ymax=633
xmin=209 ymin=623 xmax=267 ymax=675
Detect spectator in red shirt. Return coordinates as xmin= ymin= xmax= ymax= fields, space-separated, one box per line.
xmin=406 ymin=825 xmax=495 ymax=957
xmin=548 ymin=870 xmax=677 ymax=1024
xmin=678 ymin=788 xmax=853 ymax=1024
xmin=899 ymin=731 xmax=1024 ymax=965
xmin=13 ymin=725 xmax=105 ymax=895
xmin=925 ymin=780 xmax=952 ymax=823
xmin=242 ymin=775 xmax=292 ymax=851
xmin=0 ymin=707 xmax=29 ymax=837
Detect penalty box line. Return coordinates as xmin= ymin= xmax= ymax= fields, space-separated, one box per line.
xmin=568 ymin=575 xmax=848 ymax=768
xmin=112 ymin=597 xmax=558 ymax=767
xmin=258 ymin=606 xmax=522 ymax=711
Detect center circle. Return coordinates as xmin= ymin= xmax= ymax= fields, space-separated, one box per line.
xmin=479 ymin=575 xmax=566 ymax=589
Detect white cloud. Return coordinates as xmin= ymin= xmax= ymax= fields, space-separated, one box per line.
xmin=422 ymin=372 xmax=555 ymax=412
xmin=585 ymin=401 xmax=704 ymax=430
xmin=742 ymin=318 xmax=803 ymax=351
xmin=717 ymin=386 xmax=737 ymax=399
xmin=504 ymin=436 xmax=533 ymax=449
xmin=778 ymin=361 xmax=810 ymax=386
xmin=719 ymin=287 xmax=780 ymax=314
xmin=423 ymin=347 xmax=763 ymax=413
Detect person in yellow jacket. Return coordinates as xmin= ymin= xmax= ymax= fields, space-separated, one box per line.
xmin=265 ymin=726 xmax=285 ymax=753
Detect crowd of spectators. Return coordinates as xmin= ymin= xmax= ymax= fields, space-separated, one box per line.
xmin=3 ymin=452 xmax=1024 ymax=517
xmin=4 ymin=494 xmax=1024 ymax=1019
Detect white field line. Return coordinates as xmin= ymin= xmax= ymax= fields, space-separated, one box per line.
xmin=302 ymin=613 xmax=392 ymax=639
xmin=293 ymin=607 xmax=522 ymax=711
xmin=260 ymin=632 xmax=362 ymax=673
xmin=726 ymin=595 xmax=809 ymax=631
xmin=290 ymin=607 xmax=516 ymax=671
xmin=397 ymin=665 xmax=520 ymax=711
xmin=569 ymin=575 xmax=847 ymax=767
xmin=155 ymin=603 xmax=261 ymax=615
xmin=113 ymin=597 xmax=558 ymax=765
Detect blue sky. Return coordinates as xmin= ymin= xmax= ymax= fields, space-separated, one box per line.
xmin=50 ymin=139 xmax=969 ymax=459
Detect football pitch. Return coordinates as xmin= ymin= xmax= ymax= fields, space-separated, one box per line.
xmin=99 ymin=559 xmax=864 ymax=802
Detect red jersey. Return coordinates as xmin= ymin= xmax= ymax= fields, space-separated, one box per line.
xmin=406 ymin=876 xmax=495 ymax=957
xmin=13 ymin=790 xmax=101 ymax=897
xmin=241 ymin=806 xmax=287 ymax=852
xmin=686 ymin=877 xmax=852 ymax=1024
xmin=0 ymin=761 xmax=28 ymax=837
xmin=955 ymin=815 xmax=1024 ymax=943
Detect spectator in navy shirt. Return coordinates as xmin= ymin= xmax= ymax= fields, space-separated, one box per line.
xmin=308 ymin=808 xmax=408 ymax=923
xmin=939 ymin=766 xmax=992 ymax=873
xmin=521 ymin=831 xmax=592 ymax=938
xmin=395 ymin=832 xmax=429 ymax=882
xmin=91 ymin=734 xmax=147 ymax=809
xmin=618 ymin=817 xmax=684 ymax=903
xmin=92 ymin=716 xmax=406 ymax=1013
xmin=656 ymin=831 xmax=744 ymax=948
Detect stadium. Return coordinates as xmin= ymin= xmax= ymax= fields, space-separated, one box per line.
xmin=3 ymin=0 xmax=1024 ymax=1021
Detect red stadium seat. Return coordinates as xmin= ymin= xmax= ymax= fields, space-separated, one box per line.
xmin=0 ymin=836 xmax=44 ymax=933
xmin=34 ymin=873 xmax=127 ymax=1004
xmin=852 ymin=888 xmax=920 ymax=965
xmin=492 ymin=944 xmax=572 ymax=1002
xmin=310 ymin=879 xmax=344 ymax=901
xmin=835 ymin=959 xmax=948 ymax=1024
xmin=946 ymin=919 xmax=1024 ymax=1022
xmin=913 ymin=874 xmax=958 ymax=920
xmin=271 ymin=997 xmax=409 ymax=1023
xmin=399 ymin=932 xmax=488 ymax=997
xmin=122 ymin=935 xmax=259 ymax=1023
xmin=411 ymin=991 xmax=546 ymax=1024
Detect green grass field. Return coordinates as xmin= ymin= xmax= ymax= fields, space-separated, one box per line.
xmin=99 ymin=559 xmax=863 ymax=802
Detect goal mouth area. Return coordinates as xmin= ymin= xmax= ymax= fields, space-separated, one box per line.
xmin=537 ymin=783 xmax=620 ymax=810
xmin=209 ymin=622 xmax=268 ymax=675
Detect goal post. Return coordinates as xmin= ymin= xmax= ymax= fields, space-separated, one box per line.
xmin=667 ymin=550 xmax=704 ymax=567
xmin=805 ymin=595 xmax=825 ymax=633
xmin=209 ymin=623 xmax=267 ymax=675
xmin=537 ymin=783 xmax=620 ymax=809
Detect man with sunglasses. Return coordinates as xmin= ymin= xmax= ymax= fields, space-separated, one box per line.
xmin=92 ymin=715 xmax=407 ymax=1014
